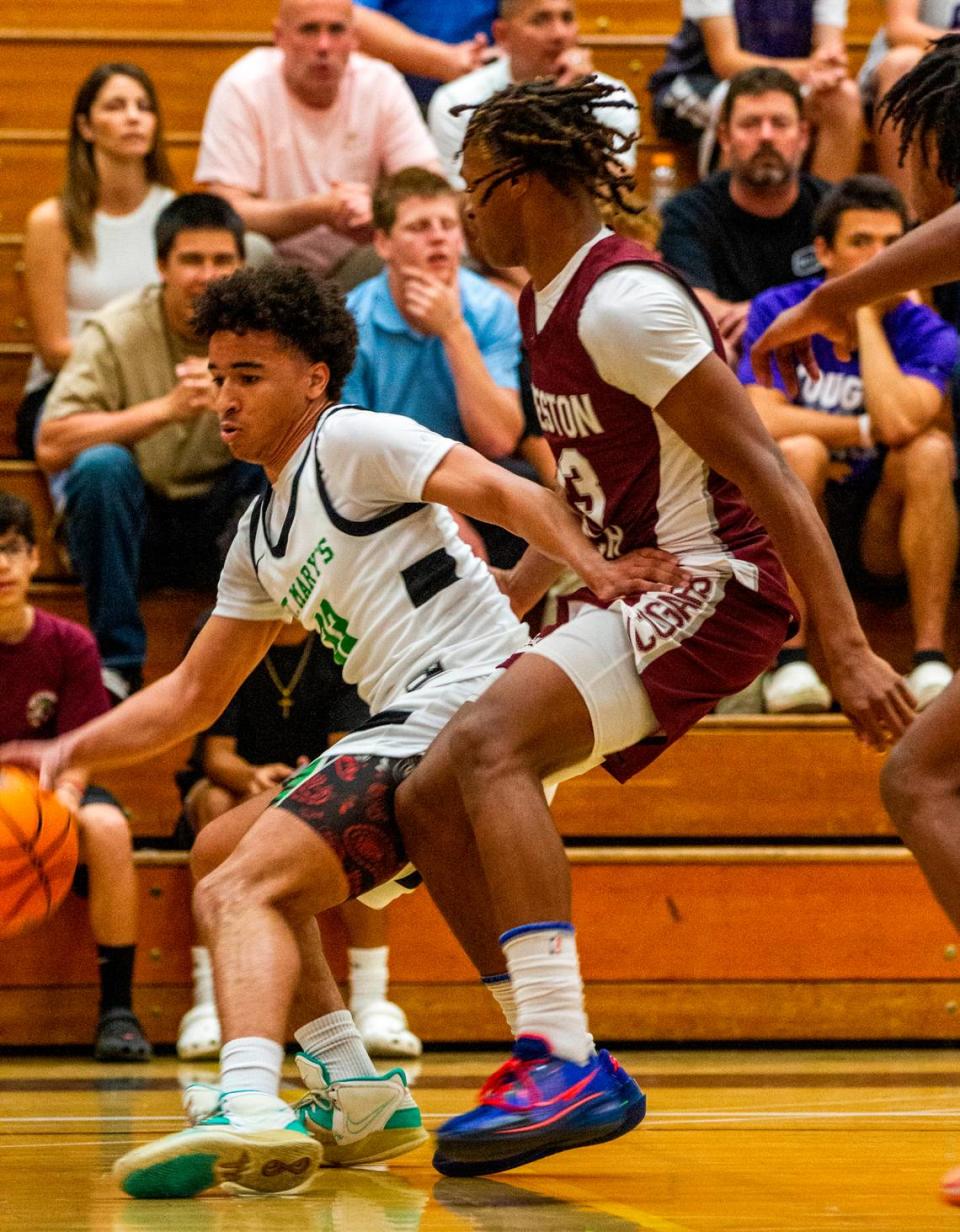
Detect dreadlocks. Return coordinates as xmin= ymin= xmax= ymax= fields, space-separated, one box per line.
xmin=451 ymin=75 xmax=640 ymax=213
xmin=880 ymin=32 xmax=960 ymax=188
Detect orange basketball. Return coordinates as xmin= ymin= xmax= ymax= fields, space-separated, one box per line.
xmin=0 ymin=765 xmax=79 ymax=940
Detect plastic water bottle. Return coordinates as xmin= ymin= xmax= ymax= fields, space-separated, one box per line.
xmin=649 ymin=151 xmax=678 ymax=213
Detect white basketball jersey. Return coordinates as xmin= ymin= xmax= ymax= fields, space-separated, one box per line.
xmin=215 ymin=406 xmax=528 ymax=714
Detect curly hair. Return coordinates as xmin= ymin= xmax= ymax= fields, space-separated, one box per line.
xmin=452 ymin=74 xmax=640 ymax=214
xmin=879 ymin=32 xmax=960 ymax=188
xmin=192 ymin=264 xmax=358 ymax=402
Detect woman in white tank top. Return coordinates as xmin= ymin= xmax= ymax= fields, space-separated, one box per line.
xmin=17 ymin=63 xmax=176 ymax=455
xmin=860 ymin=1 xmax=960 ymax=208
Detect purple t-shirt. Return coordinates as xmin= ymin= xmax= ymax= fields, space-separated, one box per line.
xmin=739 ymin=276 xmax=959 ymax=480
xmin=0 ymin=608 xmax=110 ymax=742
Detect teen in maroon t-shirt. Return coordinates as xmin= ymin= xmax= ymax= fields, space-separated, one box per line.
xmin=0 ymin=491 xmax=150 ymax=1060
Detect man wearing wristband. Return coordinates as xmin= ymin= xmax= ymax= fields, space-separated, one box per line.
xmin=739 ymin=174 xmax=957 ymax=713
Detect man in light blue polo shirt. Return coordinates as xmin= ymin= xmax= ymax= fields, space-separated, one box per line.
xmin=344 ymin=166 xmax=523 ymax=456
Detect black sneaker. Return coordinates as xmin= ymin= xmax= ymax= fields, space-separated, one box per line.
xmin=94 ymin=1008 xmax=153 ymax=1062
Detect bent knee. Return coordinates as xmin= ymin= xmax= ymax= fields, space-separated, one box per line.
xmin=896 ymin=428 xmax=956 ymax=481
xmin=778 ymin=433 xmax=830 ymax=478
xmin=77 ymin=803 xmax=131 ymax=845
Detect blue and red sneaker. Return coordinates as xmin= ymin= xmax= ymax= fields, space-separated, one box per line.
xmin=433 ymin=1036 xmax=646 ymax=1176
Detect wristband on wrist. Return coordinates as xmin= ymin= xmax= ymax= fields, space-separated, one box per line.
xmin=857 ymin=413 xmax=873 ymax=450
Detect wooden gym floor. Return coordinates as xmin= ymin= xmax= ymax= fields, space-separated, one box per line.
xmin=3 ymin=1048 xmax=960 ymax=1230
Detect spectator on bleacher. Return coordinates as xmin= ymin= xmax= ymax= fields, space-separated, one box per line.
xmin=0 ymin=490 xmax=151 ymax=1061
xmin=428 ymin=0 xmax=639 ymax=190
xmin=660 ymin=67 xmax=833 ymax=361
xmin=17 ymin=63 xmax=176 ymax=460
xmin=352 ymin=0 xmax=497 ymax=107
xmin=174 ymin=615 xmax=421 ymax=1061
xmin=859 ymin=3 xmax=960 ymax=211
xmin=649 ymin=0 xmax=863 ymax=182
xmin=343 ymin=168 xmax=536 ymax=563
xmin=195 ymin=0 xmax=439 ymax=291
xmin=739 ymin=175 xmax=958 ymax=713
xmin=34 ymin=194 xmax=260 ymax=706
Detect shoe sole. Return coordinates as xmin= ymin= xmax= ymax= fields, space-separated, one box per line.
xmin=309 ymin=1122 xmax=429 ymax=1166
xmin=433 ymin=1091 xmax=646 ymax=1177
xmin=114 ymin=1128 xmax=321 ymax=1198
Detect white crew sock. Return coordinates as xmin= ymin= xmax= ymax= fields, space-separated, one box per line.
xmin=502 ymin=922 xmax=593 ymax=1065
xmin=483 ymin=973 xmax=518 ymax=1035
xmin=191 ymin=945 xmax=215 ymax=1008
xmin=295 ymin=1010 xmax=377 ymax=1081
xmin=348 ymin=945 xmax=390 ymax=1013
xmin=219 ymin=1036 xmax=285 ymax=1097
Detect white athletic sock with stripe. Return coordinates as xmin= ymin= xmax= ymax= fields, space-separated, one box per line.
xmin=295 ymin=1010 xmax=377 ymax=1081
xmin=219 ymin=1036 xmax=285 ymax=1097
xmin=502 ymin=922 xmax=593 ymax=1066
xmin=483 ymin=973 xmax=518 ymax=1035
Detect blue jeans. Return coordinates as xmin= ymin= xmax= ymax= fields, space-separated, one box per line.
xmin=64 ymin=445 xmax=262 ymax=670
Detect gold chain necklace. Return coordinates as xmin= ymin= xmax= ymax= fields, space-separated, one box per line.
xmin=263 ymin=636 xmax=314 ymax=719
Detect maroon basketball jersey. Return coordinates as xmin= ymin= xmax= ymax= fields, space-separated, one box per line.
xmin=519 ymin=232 xmax=775 ymax=579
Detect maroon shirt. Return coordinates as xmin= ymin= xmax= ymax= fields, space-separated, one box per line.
xmin=518 ymin=232 xmax=776 ymax=569
xmin=0 ymin=608 xmax=110 ymax=741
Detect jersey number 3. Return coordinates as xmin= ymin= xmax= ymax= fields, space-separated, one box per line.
xmin=557 ymin=448 xmax=624 ymax=560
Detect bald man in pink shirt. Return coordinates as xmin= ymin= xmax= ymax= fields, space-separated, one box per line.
xmin=197 ymin=0 xmax=441 ymax=289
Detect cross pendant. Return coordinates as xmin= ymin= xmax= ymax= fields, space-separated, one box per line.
xmin=279 ymin=696 xmax=293 ymax=719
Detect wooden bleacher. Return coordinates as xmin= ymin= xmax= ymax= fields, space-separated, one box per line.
xmin=4 ymin=0 xmax=958 ymax=1049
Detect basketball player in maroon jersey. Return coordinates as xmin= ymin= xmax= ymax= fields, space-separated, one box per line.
xmin=398 ymin=76 xmax=915 ymax=1176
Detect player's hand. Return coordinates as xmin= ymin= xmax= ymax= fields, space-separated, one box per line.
xmin=0 ymin=737 xmax=75 ymax=792
xmin=750 ymin=284 xmax=856 ymax=398
xmin=399 ymin=267 xmax=462 ymax=336
xmin=824 ymin=647 xmax=916 ymax=751
xmin=167 ymin=358 xmax=217 ymax=420
xmin=584 ymin=547 xmax=691 ymax=603
xmin=553 ymin=46 xmax=594 ymax=86
xmin=247 ymin=762 xmax=295 ymax=796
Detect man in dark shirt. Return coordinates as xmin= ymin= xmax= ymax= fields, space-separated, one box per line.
xmin=659 ymin=66 xmax=831 ymax=361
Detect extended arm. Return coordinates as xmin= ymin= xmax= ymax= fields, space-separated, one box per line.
xmin=423 ymin=445 xmax=687 ymax=603
xmin=0 ymin=616 xmax=282 ymax=787
xmin=657 ymin=353 xmax=915 ymax=744
xmin=751 ymin=203 xmax=960 ymax=392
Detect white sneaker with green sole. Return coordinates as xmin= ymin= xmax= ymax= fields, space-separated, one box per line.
xmin=294 ymin=1051 xmax=428 ymax=1165
xmin=113 ymin=1090 xmax=321 ymax=1198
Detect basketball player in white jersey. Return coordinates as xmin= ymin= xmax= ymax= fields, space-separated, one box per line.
xmin=0 ymin=262 xmax=677 ymax=1198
